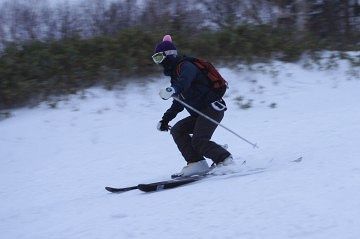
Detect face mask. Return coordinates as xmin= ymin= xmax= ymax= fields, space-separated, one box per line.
xmin=161 ymin=56 xmax=177 ymax=76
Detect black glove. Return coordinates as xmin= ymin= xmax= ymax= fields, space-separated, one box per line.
xmin=157 ymin=120 xmax=170 ymax=131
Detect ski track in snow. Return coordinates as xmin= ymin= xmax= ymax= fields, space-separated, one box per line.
xmin=1 ymin=60 xmax=360 ymax=239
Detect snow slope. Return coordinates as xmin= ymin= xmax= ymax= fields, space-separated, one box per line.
xmin=1 ymin=59 xmax=360 ymax=239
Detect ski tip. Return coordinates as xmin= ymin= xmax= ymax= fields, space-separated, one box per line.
xmin=105 ymin=185 xmax=138 ymax=193
xmin=105 ymin=186 xmax=116 ymax=192
xmin=291 ymin=157 xmax=303 ymax=163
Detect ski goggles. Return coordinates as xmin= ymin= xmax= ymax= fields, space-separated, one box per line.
xmin=151 ymin=50 xmax=177 ymax=64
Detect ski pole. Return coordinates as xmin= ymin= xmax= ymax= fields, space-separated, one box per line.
xmin=172 ymin=96 xmax=258 ymax=149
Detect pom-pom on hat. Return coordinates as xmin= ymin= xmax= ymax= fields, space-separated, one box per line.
xmin=154 ymin=35 xmax=177 ymax=56
xmin=162 ymin=35 xmax=172 ymax=42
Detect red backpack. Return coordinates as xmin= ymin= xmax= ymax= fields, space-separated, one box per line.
xmin=176 ymin=57 xmax=228 ymax=97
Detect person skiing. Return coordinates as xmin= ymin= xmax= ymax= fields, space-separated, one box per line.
xmin=153 ymin=35 xmax=233 ymax=178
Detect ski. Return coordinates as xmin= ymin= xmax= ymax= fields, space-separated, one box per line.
xmin=105 ymin=168 xmax=265 ymax=193
xmin=137 ymin=175 xmax=204 ymax=192
xmin=105 ymin=157 xmax=302 ymax=194
xmin=105 ymin=175 xmax=204 ymax=193
xmin=105 ymin=185 xmax=138 ymax=193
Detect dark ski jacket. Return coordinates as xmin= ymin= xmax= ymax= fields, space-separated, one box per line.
xmin=161 ymin=56 xmax=225 ymax=122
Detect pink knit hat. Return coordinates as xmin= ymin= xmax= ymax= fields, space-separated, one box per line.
xmin=154 ymin=35 xmax=177 ymax=56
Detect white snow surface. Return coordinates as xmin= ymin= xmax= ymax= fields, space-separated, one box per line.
xmin=1 ymin=60 xmax=360 ymax=239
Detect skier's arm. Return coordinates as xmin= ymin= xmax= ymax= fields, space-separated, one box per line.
xmin=162 ymin=99 xmax=184 ymax=122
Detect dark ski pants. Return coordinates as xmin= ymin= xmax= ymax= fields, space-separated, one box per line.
xmin=170 ymin=106 xmax=231 ymax=164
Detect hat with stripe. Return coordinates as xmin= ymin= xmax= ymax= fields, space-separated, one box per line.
xmin=154 ymin=35 xmax=177 ymax=56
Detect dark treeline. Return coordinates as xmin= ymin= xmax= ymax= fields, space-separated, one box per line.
xmin=0 ymin=0 xmax=359 ymax=109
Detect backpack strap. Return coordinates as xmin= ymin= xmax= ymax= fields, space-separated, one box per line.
xmin=175 ymin=56 xmax=194 ymax=76
xmin=176 ymin=61 xmax=185 ymax=76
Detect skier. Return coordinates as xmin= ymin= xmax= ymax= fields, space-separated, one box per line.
xmin=152 ymin=35 xmax=233 ymax=177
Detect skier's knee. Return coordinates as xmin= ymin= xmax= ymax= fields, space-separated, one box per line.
xmin=191 ymin=137 xmax=206 ymax=151
xmin=170 ymin=124 xmax=180 ymax=137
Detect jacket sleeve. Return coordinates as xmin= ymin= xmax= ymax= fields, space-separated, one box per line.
xmin=171 ymin=61 xmax=198 ymax=94
xmin=162 ymin=99 xmax=184 ymax=122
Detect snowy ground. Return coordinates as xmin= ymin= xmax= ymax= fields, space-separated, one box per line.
xmin=1 ymin=59 xmax=360 ymax=239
